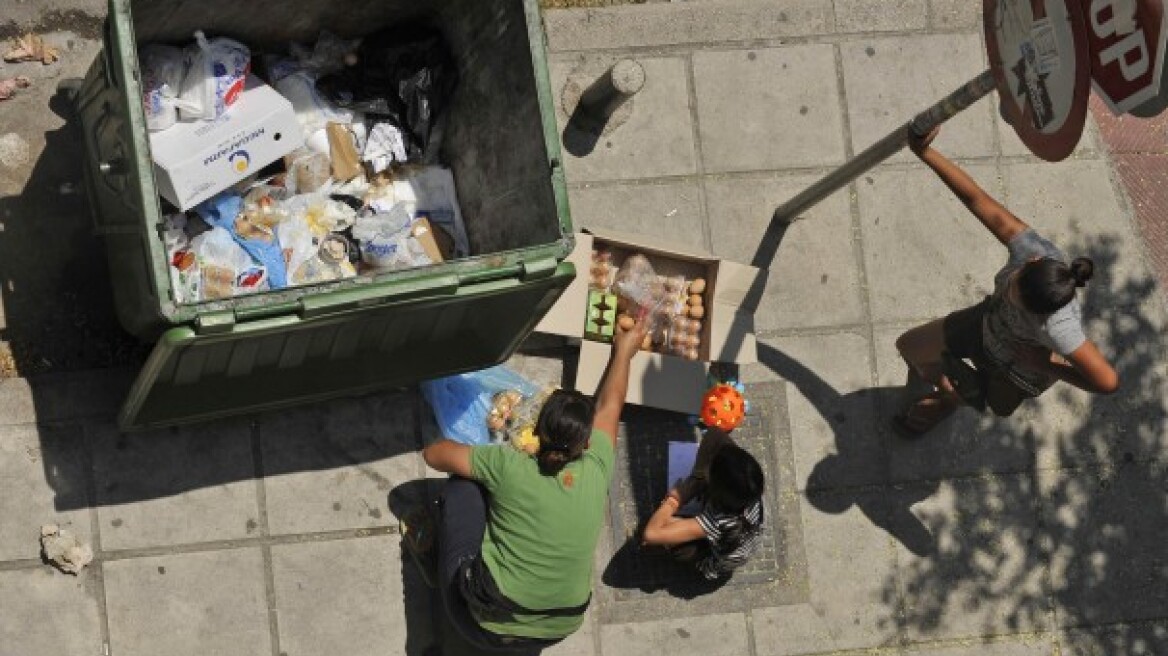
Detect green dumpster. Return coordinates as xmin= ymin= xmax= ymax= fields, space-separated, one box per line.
xmin=75 ymin=0 xmax=575 ymax=430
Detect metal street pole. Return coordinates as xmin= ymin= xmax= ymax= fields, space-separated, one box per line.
xmin=753 ymin=69 xmax=998 ymax=268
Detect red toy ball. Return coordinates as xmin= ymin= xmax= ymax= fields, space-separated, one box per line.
xmin=700 ymin=383 xmax=746 ymax=431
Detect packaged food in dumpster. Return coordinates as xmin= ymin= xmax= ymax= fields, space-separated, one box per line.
xmin=352 ymin=203 xmax=432 ymax=271
xmin=163 ymin=214 xmax=201 ymax=303
xmin=273 ymin=69 xmax=362 ymax=147
xmin=194 ymin=191 xmax=290 ymax=289
xmin=191 ymin=226 xmax=268 ymax=299
xmin=139 ymin=45 xmax=195 ymax=132
xmin=178 ymin=31 xmax=251 ymax=121
xmin=283 ymin=151 xmax=332 ymax=195
xmin=420 ymin=365 xmax=541 ymax=446
xmin=391 ymin=166 xmax=469 ymax=257
xmin=315 ymin=24 xmax=456 ymax=160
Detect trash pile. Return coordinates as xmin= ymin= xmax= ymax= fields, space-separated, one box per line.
xmin=587 ymin=249 xmax=708 ymax=360
xmin=140 ymin=28 xmax=467 ymax=303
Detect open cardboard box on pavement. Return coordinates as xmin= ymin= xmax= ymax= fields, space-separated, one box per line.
xmin=535 ymin=230 xmax=766 ymax=415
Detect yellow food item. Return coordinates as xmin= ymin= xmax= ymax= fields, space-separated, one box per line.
xmin=512 ymin=426 xmax=540 ymax=455
xmin=689 ymin=305 xmax=706 ymax=319
xmin=618 ymin=315 xmax=635 ymax=331
xmin=689 ymin=278 xmax=707 ymax=295
xmin=687 ymin=294 xmax=703 ymax=307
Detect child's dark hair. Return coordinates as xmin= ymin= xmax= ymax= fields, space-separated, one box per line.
xmin=534 ymin=389 xmax=596 ymax=476
xmin=706 ymin=445 xmax=765 ymax=514
xmin=1018 ymin=257 xmax=1094 ymax=315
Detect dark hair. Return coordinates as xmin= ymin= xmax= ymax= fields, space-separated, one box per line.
xmin=706 ymin=444 xmax=765 ymax=513
xmin=534 ymin=389 xmax=595 ymax=476
xmin=1017 ymin=257 xmax=1094 ymax=315
xmin=705 ymin=444 xmax=765 ymax=545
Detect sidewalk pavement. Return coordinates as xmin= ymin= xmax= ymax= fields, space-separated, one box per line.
xmin=3 ymin=2 xmax=1168 ymax=656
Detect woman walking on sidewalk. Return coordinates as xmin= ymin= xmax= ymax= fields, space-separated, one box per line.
xmin=893 ymin=127 xmax=1119 ymax=436
xmin=419 ymin=318 xmax=648 ymax=652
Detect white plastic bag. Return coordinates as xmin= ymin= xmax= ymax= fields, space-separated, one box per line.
xmin=353 ymin=203 xmax=432 ymax=271
xmin=140 ymin=45 xmax=194 ymax=132
xmin=191 ymin=227 xmax=267 ymax=299
xmin=392 ymin=167 xmax=469 ymax=257
xmin=163 ymin=214 xmax=201 ymax=303
xmin=273 ymin=70 xmax=361 ymax=145
xmin=178 ymin=31 xmax=250 ymax=121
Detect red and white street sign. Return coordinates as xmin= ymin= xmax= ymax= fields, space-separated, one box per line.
xmin=1083 ymin=0 xmax=1168 ymax=115
xmin=985 ymin=0 xmax=1094 ymax=161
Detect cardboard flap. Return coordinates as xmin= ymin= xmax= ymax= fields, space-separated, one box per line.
xmin=575 ymin=341 xmax=709 ymax=415
xmin=584 ymin=228 xmax=714 ymax=262
xmin=711 ymin=260 xmax=766 ymax=314
xmin=708 ymin=310 xmax=758 ymax=364
xmin=535 ymin=233 xmax=593 ymax=337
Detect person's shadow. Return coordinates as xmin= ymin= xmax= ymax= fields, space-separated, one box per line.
xmin=756 ymin=343 xmax=938 ymax=556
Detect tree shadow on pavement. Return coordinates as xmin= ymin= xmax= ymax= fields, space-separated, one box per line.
xmin=873 ymin=234 xmax=1168 ymax=651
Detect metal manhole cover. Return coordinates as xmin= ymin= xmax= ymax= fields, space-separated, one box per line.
xmin=604 ymin=383 xmax=795 ymax=601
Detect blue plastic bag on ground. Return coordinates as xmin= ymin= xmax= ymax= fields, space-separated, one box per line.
xmin=420 ymin=366 xmax=540 ymax=446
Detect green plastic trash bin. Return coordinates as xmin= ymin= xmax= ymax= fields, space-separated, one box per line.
xmin=75 ymin=0 xmax=576 ymax=430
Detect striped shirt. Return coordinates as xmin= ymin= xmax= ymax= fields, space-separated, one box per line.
xmin=694 ymin=499 xmax=764 ymax=580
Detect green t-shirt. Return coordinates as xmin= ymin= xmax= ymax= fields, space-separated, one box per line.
xmin=468 ymin=429 xmax=615 ymax=639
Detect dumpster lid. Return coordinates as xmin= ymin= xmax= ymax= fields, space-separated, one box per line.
xmin=119 ymin=266 xmax=575 ymax=430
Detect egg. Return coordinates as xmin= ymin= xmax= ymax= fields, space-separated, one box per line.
xmin=689 ymin=278 xmax=707 ymax=295
xmin=688 ymin=294 xmax=703 ymax=307
xmin=689 ymin=306 xmax=706 ymax=320
xmin=684 ymin=348 xmax=700 ymax=361
xmin=618 ymin=315 xmax=635 ymax=331
xmin=688 ymin=319 xmax=702 ymax=335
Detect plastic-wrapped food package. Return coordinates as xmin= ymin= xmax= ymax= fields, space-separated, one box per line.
xmin=178 ymin=31 xmax=250 ymax=121
xmin=613 ymin=254 xmax=661 ymax=314
xmin=163 ymin=214 xmax=201 ymax=303
xmin=391 ymin=167 xmax=469 ymax=257
xmin=419 ymin=365 xmax=541 ymax=446
xmin=139 ymin=45 xmax=194 ymax=132
xmin=191 ymin=227 xmax=267 ymax=299
xmin=352 ymin=203 xmax=431 ymax=271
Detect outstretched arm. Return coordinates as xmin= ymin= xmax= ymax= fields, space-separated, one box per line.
xmin=1016 ymin=341 xmax=1120 ymax=394
xmin=910 ymin=128 xmax=1028 ymax=245
xmin=592 ymin=317 xmax=650 ymax=447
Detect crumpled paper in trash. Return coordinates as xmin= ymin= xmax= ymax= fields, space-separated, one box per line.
xmin=3 ymin=34 xmax=60 ymax=65
xmin=40 ymin=524 xmax=93 ymax=575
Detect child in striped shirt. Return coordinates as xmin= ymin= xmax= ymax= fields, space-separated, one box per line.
xmin=641 ymin=429 xmax=765 ymax=580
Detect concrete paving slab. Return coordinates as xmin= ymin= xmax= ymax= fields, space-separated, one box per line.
xmin=553 ymin=56 xmax=697 ymax=183
xmin=261 ymin=393 xmax=421 ymax=536
xmin=835 ymin=0 xmax=928 ymax=34
xmin=0 ymin=367 xmax=132 ymax=426
xmin=1000 ymin=160 xmax=1149 ymax=300
xmin=542 ymin=1 xmax=834 ymax=52
xmin=895 ymin=477 xmax=1052 ymax=642
xmin=749 ymin=332 xmax=890 ymax=491
xmin=271 ymin=535 xmax=434 ymax=656
xmin=104 ymin=549 xmax=270 ymax=656
xmin=929 ymin=0 xmax=984 ymax=30
xmin=693 ymin=46 xmax=847 ymax=173
xmin=0 ymin=423 xmax=90 ymax=560
xmin=599 ymin=613 xmax=749 ymax=656
xmin=0 ymin=567 xmax=102 ymax=656
xmin=90 ymin=419 xmax=258 ymax=550
xmin=857 ymin=164 xmax=1002 ymax=323
xmin=706 ymin=173 xmax=864 ymax=331
xmin=872 ymin=326 xmax=1038 ymax=483
xmin=1038 ymin=462 xmax=1168 ymax=630
xmin=567 ymin=180 xmax=707 ymax=252
xmin=752 ymin=497 xmax=902 ymax=655
xmin=840 ymin=34 xmax=995 ymax=163
xmin=1058 ymin=622 xmax=1168 ymax=656
xmin=900 ymin=638 xmax=1056 ymax=655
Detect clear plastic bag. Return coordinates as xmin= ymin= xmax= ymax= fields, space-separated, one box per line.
xmin=178 ymin=31 xmax=250 ymax=121
xmin=420 ymin=366 xmax=541 ymax=446
xmin=613 ymin=254 xmax=663 ymax=316
xmin=191 ymin=227 xmax=267 ymax=299
xmin=140 ymin=44 xmax=196 ymax=132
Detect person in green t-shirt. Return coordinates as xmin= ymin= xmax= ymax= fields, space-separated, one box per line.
xmin=422 ymin=317 xmax=649 ymax=652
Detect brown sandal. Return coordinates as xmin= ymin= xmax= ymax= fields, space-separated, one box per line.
xmin=891 ymin=391 xmax=958 ymax=438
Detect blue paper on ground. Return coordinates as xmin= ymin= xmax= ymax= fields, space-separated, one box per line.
xmin=667 ymin=441 xmax=699 ymax=489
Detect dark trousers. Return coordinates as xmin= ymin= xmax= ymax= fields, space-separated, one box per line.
xmin=437 ymin=477 xmax=559 ymax=654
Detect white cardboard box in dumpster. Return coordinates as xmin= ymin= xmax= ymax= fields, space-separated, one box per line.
xmin=536 ymin=230 xmax=765 ymax=415
xmin=149 ymin=75 xmax=303 ymax=210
